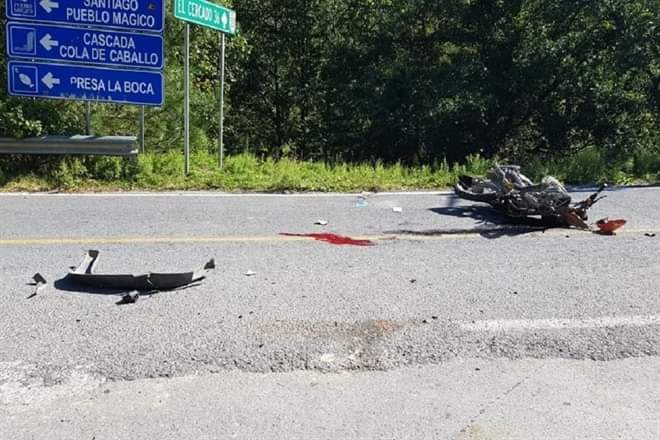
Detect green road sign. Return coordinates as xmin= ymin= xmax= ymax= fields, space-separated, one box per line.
xmin=175 ymin=0 xmax=237 ymax=35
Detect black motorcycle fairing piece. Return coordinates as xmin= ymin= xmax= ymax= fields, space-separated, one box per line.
xmin=66 ymin=250 xmax=215 ymax=291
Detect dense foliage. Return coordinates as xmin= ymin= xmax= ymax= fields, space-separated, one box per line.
xmin=1 ymin=0 xmax=658 ymax=165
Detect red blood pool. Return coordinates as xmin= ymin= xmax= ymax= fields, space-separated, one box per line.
xmin=280 ymin=233 xmax=374 ymax=246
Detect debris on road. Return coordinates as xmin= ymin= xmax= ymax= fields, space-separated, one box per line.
xmin=356 ymin=194 xmax=369 ymax=208
xmin=314 ymin=220 xmax=329 ymax=226
xmin=64 ymin=250 xmax=215 ymax=291
xmin=595 ymin=218 xmax=627 ymax=235
xmin=244 ymin=270 xmax=257 ymax=277
xmin=392 ymin=207 xmax=403 ymax=213
xmin=280 ymin=232 xmax=374 ymax=246
xmin=116 ymin=292 xmax=140 ymax=305
xmin=27 ymin=273 xmax=47 ymax=299
xmin=455 ymin=165 xmax=606 ymax=229
xmin=645 ymin=233 xmax=656 ymax=238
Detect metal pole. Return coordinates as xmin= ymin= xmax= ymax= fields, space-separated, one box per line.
xmin=218 ymin=33 xmax=226 ymax=169
xmin=184 ymin=23 xmax=190 ymax=175
xmin=85 ymin=101 xmax=91 ymax=135
xmin=139 ymin=105 xmax=145 ymax=153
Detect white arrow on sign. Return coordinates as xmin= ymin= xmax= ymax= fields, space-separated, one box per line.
xmin=39 ymin=34 xmax=59 ymax=51
xmin=229 ymin=11 xmax=236 ymax=32
xmin=39 ymin=0 xmax=59 ymax=13
xmin=41 ymin=72 xmax=60 ymax=89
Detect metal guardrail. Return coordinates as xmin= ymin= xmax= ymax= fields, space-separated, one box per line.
xmin=0 ymin=136 xmax=138 ymax=156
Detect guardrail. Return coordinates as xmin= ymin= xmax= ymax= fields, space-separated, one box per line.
xmin=0 ymin=136 xmax=138 ymax=156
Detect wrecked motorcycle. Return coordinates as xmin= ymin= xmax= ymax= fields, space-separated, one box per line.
xmin=454 ymin=165 xmax=606 ymax=229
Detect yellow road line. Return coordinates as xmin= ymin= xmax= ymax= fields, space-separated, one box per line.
xmin=0 ymin=228 xmax=657 ymax=246
xmin=0 ymin=235 xmax=309 ymax=245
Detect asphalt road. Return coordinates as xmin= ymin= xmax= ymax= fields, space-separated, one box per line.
xmin=1 ymin=187 xmax=659 ymax=438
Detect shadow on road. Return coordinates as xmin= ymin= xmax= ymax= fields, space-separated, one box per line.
xmin=431 ymin=205 xmax=563 ymax=227
xmin=386 ymin=205 xmax=562 ymax=240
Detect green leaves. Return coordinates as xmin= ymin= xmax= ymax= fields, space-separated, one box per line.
xmin=0 ymin=0 xmax=657 ymax=165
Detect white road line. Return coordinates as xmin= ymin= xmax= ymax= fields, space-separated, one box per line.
xmin=460 ymin=315 xmax=660 ymax=332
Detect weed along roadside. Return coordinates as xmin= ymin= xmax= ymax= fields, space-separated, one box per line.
xmin=1 ymin=149 xmax=659 ymax=192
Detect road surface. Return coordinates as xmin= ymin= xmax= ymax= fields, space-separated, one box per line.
xmin=1 ymin=187 xmax=659 ymax=439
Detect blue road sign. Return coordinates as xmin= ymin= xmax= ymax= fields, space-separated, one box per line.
xmin=6 ymin=0 xmax=164 ymax=33
xmin=8 ymin=60 xmax=164 ymax=106
xmin=6 ymin=22 xmax=164 ymax=69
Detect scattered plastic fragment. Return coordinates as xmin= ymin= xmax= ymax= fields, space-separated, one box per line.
xmin=245 ymin=270 xmax=257 ymax=277
xmin=645 ymin=233 xmax=656 ymax=238
xmin=392 ymin=207 xmax=403 ymax=213
xmin=315 ymin=220 xmax=329 ymax=226
xmin=595 ymin=218 xmax=627 ymax=235
xmin=280 ymin=233 xmax=374 ymax=246
xmin=27 ymin=273 xmax=47 ymax=299
xmin=356 ymin=194 xmax=369 ymax=208
xmin=64 ymin=250 xmax=215 ymax=291
xmin=116 ymin=292 xmax=140 ymax=305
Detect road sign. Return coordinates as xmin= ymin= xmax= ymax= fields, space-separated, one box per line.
xmin=5 ymin=0 xmax=165 ymax=33
xmin=6 ymin=22 xmax=164 ymax=69
xmin=8 ymin=60 xmax=164 ymax=106
xmin=174 ymin=0 xmax=236 ymax=35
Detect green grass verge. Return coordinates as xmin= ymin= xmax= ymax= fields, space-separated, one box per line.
xmin=523 ymin=148 xmax=660 ymax=185
xmin=0 ymin=148 xmax=658 ymax=192
xmin=0 ymin=151 xmax=491 ymax=192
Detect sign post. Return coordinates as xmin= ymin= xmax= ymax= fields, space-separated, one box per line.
xmin=139 ymin=106 xmax=145 ymax=153
xmin=219 ymin=33 xmax=225 ymax=169
xmin=7 ymin=60 xmax=165 ymax=105
xmin=6 ymin=0 xmax=166 ymax=148
xmin=6 ymin=23 xmax=164 ymax=70
xmin=86 ymin=101 xmax=91 ymax=135
xmin=174 ymin=0 xmax=237 ymax=34
xmin=175 ymin=0 xmax=236 ymax=173
xmin=184 ymin=23 xmax=190 ymax=175
xmin=6 ymin=0 xmax=164 ymax=32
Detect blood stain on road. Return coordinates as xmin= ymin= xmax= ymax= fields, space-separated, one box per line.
xmin=279 ymin=233 xmax=374 ymax=246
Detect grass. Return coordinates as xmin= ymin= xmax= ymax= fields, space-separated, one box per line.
xmin=0 ymin=148 xmax=658 ymax=192
xmin=0 ymin=151 xmax=489 ymax=192
xmin=522 ymin=147 xmax=660 ymax=186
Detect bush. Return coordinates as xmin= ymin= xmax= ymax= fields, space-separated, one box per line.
xmin=562 ymin=149 xmax=607 ymax=184
xmin=633 ymin=148 xmax=660 ymax=177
